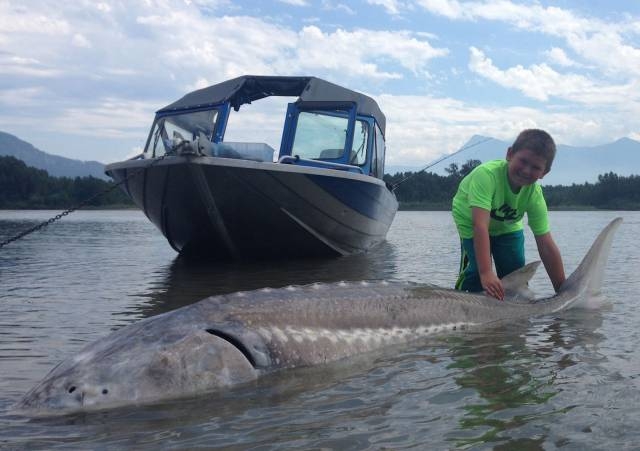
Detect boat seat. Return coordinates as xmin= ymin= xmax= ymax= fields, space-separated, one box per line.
xmin=319 ymin=149 xmax=344 ymax=159
xmin=210 ymin=142 xmax=275 ymax=162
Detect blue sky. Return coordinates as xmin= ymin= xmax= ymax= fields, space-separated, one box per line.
xmin=1 ymin=0 xmax=638 ymax=168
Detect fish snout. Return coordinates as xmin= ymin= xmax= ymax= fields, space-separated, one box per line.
xmin=16 ymin=380 xmax=98 ymax=413
xmin=17 ymin=328 xmax=263 ymax=414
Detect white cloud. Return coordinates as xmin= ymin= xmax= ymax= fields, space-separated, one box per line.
xmin=321 ymin=0 xmax=356 ymax=15
xmin=278 ymin=0 xmax=309 ymax=5
xmin=72 ymin=33 xmax=92 ymax=48
xmin=136 ymin=14 xmax=299 ymax=78
xmin=0 ymin=1 xmax=449 ymax=154
xmin=0 ymin=54 xmax=61 ymax=77
xmin=104 ymin=68 xmax=139 ymax=76
xmin=367 ymin=0 xmax=403 ymax=15
xmin=377 ymin=93 xmax=638 ymax=165
xmin=0 ymin=3 xmax=70 ymax=34
xmin=124 ymin=146 xmax=144 ymax=160
xmin=468 ymin=47 xmax=637 ymax=105
xmin=95 ymin=3 xmax=111 ymax=13
xmin=0 ymin=86 xmax=44 ymax=107
xmin=185 ymin=0 xmax=231 ymax=11
xmin=416 ymin=0 xmax=640 ymax=77
xmin=0 ymin=0 xmax=637 ymax=165
xmin=291 ymin=26 xmax=448 ymax=79
xmin=415 ymin=0 xmax=469 ymax=19
xmin=133 ymin=13 xmax=447 ymax=82
xmin=544 ymin=47 xmax=577 ymax=67
xmin=187 ymin=77 xmax=214 ymax=91
xmin=48 ymin=98 xmax=155 ymax=140
xmin=567 ymin=28 xmax=640 ymax=78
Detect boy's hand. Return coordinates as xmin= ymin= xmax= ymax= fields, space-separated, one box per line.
xmin=480 ymin=272 xmax=504 ymax=300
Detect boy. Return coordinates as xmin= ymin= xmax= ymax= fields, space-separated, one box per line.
xmin=452 ymin=129 xmax=566 ymax=300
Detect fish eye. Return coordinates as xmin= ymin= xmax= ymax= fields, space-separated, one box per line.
xmin=68 ymin=386 xmax=76 ymax=394
xmin=102 ymin=389 xmax=109 ymax=395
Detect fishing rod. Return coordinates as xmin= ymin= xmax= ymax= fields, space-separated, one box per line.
xmin=390 ymin=136 xmax=494 ymax=191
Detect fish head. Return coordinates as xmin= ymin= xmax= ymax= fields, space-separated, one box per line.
xmin=15 ymin=329 xmax=259 ymax=415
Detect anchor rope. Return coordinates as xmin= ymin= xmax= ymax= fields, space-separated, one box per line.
xmin=0 ymin=154 xmax=168 ymax=249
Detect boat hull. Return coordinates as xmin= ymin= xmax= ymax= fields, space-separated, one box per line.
xmin=105 ymin=156 xmax=398 ymax=260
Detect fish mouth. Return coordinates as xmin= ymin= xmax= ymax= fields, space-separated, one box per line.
xmin=15 ymin=375 xmax=119 ymax=414
xmin=14 ymin=388 xmax=85 ymax=415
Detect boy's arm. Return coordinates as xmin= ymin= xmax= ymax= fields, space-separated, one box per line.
xmin=535 ymin=232 xmax=566 ymax=292
xmin=472 ymin=207 xmax=504 ymax=300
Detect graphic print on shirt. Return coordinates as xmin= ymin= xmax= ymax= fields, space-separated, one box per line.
xmin=490 ymin=203 xmax=520 ymax=222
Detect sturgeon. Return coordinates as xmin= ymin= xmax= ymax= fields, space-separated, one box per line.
xmin=17 ymin=218 xmax=622 ymax=414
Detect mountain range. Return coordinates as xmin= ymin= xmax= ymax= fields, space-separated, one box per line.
xmin=0 ymin=131 xmax=108 ymax=180
xmin=1 ymin=130 xmax=638 ymax=186
xmin=387 ymin=135 xmax=640 ymax=186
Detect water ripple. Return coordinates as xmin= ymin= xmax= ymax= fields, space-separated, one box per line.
xmin=1 ymin=210 xmax=639 ymax=449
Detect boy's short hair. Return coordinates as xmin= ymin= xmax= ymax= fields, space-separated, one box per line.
xmin=510 ymin=129 xmax=556 ymax=172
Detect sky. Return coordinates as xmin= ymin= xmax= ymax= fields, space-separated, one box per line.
xmin=1 ymin=0 xmax=639 ymax=168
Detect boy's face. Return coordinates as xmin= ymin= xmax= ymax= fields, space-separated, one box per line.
xmin=506 ymin=148 xmax=548 ymax=189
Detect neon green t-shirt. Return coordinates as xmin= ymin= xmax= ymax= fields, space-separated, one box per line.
xmin=452 ymin=159 xmax=550 ymax=239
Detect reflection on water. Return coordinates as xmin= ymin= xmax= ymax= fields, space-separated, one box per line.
xmin=448 ymin=323 xmax=561 ymax=448
xmin=135 ymin=241 xmax=398 ymax=318
xmin=450 ymin=323 xmax=554 ymax=446
xmin=446 ymin=308 xmax=607 ymax=449
xmin=0 ymin=210 xmax=639 ymax=449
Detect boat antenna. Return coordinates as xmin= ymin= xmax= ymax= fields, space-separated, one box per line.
xmin=390 ymin=136 xmax=494 ymax=191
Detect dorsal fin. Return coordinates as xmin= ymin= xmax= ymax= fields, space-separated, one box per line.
xmin=501 ymin=261 xmax=541 ymax=302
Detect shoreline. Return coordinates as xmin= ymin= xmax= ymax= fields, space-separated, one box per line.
xmin=1 ymin=204 xmax=638 ymax=212
xmin=396 ymin=203 xmax=634 ymax=211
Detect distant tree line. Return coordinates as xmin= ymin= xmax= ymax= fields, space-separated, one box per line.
xmin=384 ymin=159 xmax=481 ymax=210
xmin=544 ymin=172 xmax=640 ymax=210
xmin=384 ymin=160 xmax=640 ymax=210
xmin=0 ymin=155 xmax=133 ymax=209
xmin=2 ymin=154 xmax=638 ymax=210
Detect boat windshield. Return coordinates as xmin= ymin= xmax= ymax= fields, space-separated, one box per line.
xmin=145 ymin=109 xmax=219 ymax=157
xmin=291 ymin=111 xmax=368 ymax=166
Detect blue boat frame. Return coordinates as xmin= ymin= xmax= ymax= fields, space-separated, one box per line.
xmin=106 ymin=76 xmax=397 ymax=260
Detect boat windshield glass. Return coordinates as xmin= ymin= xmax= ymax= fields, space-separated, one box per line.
xmin=145 ymin=109 xmax=219 ymax=157
xmin=291 ymin=111 xmax=367 ymax=166
xmin=292 ymin=112 xmax=347 ymax=160
xmin=350 ymin=120 xmax=368 ymax=166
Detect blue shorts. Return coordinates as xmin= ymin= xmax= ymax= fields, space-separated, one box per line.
xmin=455 ymin=230 xmax=525 ymax=292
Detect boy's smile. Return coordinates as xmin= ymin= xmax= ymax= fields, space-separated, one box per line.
xmin=506 ymin=148 xmax=547 ymax=190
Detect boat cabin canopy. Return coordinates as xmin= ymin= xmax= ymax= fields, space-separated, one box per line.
xmin=144 ymin=75 xmax=388 ymax=179
xmin=157 ymin=75 xmax=386 ymax=135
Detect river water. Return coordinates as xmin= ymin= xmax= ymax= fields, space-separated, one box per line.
xmin=0 ymin=210 xmax=638 ymax=450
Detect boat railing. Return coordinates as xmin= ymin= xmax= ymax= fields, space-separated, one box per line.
xmin=278 ymin=156 xmax=365 ymax=174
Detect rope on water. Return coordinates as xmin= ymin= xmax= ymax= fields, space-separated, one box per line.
xmin=0 ymin=154 xmax=167 ymax=249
